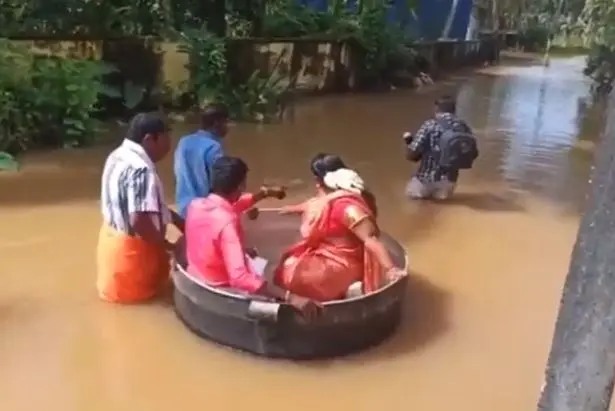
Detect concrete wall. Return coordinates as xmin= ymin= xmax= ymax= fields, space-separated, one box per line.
xmin=10 ymin=36 xmax=498 ymax=108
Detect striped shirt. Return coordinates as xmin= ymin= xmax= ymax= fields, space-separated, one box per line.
xmin=101 ymin=139 xmax=170 ymax=235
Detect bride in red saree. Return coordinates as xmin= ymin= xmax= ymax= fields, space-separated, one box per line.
xmin=274 ymin=154 xmax=407 ymax=302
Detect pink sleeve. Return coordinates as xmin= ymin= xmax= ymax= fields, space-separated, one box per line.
xmin=218 ymin=221 xmax=265 ymax=293
xmin=233 ymin=193 xmax=257 ymax=213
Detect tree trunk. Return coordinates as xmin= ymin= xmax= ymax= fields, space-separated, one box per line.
xmin=536 ymin=102 xmax=615 ymax=411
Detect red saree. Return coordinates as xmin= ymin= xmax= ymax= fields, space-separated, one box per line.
xmin=274 ymin=191 xmax=384 ymax=302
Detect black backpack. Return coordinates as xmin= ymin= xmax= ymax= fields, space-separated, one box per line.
xmin=435 ymin=118 xmax=478 ymax=170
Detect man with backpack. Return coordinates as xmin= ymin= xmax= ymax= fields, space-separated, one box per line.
xmin=403 ymin=95 xmax=478 ymax=200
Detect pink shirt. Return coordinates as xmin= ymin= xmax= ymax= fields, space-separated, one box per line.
xmin=185 ymin=193 xmax=264 ymax=293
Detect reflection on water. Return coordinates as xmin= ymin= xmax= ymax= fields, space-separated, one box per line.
xmin=458 ymin=56 xmax=600 ymax=212
xmin=0 ymin=57 xmax=610 ymax=411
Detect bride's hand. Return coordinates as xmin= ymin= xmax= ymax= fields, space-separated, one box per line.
xmin=279 ymin=206 xmax=292 ymax=215
xmin=279 ymin=203 xmax=304 ymax=215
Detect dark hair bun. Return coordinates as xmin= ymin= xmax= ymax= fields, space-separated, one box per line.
xmin=310 ymin=153 xmax=347 ymax=179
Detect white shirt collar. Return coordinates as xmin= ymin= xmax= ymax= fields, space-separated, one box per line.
xmin=117 ymin=139 xmax=171 ymax=227
xmin=120 ymin=139 xmax=155 ymax=170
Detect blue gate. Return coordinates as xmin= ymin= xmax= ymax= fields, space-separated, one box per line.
xmin=416 ymin=0 xmax=473 ymax=40
xmin=296 ymin=0 xmax=473 ymax=40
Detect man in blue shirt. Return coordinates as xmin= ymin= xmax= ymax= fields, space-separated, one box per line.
xmin=174 ymin=104 xmax=229 ymax=217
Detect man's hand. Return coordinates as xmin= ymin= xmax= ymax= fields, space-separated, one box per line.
xmin=245 ymin=247 xmax=258 ymax=258
xmin=164 ymin=240 xmax=176 ymax=253
xmin=170 ymin=209 xmax=185 ymax=232
xmin=260 ymin=185 xmax=287 ymax=200
xmin=246 ymin=207 xmax=259 ymax=220
xmin=402 ymin=132 xmax=413 ymax=145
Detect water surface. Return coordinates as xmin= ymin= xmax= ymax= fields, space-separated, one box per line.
xmin=0 ymin=56 xmax=606 ymax=411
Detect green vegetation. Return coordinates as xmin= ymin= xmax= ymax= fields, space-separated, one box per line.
xmin=580 ymin=0 xmax=615 ymax=95
xmin=0 ymin=0 xmax=421 ymax=160
xmin=512 ymin=0 xmax=585 ymax=53
xmin=176 ymin=27 xmax=289 ymax=122
xmin=516 ymin=15 xmax=550 ymax=52
xmin=0 ymin=39 xmax=125 ymax=154
xmin=503 ymin=0 xmax=614 ymax=94
xmin=176 ymin=0 xmax=418 ymax=115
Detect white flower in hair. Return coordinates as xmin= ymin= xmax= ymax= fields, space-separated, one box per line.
xmin=323 ymin=168 xmax=364 ymax=194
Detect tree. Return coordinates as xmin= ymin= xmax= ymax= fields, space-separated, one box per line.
xmin=580 ymin=0 xmax=615 ymax=94
xmin=582 ymin=0 xmax=615 ymax=47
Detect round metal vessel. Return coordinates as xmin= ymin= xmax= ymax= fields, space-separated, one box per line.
xmin=172 ymin=209 xmax=409 ymax=359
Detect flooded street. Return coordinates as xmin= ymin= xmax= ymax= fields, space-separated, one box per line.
xmin=0 ymin=56 xmax=606 ymax=411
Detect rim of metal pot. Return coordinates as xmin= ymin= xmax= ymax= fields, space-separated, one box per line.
xmin=173 ymin=208 xmax=409 ymax=307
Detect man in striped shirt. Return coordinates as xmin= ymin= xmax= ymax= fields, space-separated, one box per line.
xmin=97 ymin=112 xmax=184 ymax=303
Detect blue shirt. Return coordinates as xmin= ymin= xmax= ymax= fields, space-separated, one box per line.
xmin=174 ymin=130 xmax=223 ymax=217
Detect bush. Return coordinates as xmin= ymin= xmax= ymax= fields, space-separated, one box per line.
xmin=261 ymin=1 xmax=357 ymax=39
xmin=584 ymin=44 xmax=615 ymax=96
xmin=0 ymin=39 xmax=117 ymax=154
xmin=518 ymin=25 xmax=550 ymax=52
xmin=260 ymin=0 xmax=416 ymax=89
xmin=177 ymin=26 xmax=288 ymax=122
xmin=351 ymin=2 xmax=406 ymax=87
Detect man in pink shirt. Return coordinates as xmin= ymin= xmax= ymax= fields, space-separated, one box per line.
xmin=185 ymin=156 xmax=321 ymax=319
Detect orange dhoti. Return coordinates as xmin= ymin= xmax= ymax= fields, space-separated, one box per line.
xmin=96 ymin=223 xmax=170 ymax=304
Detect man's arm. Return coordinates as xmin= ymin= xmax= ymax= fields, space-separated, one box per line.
xmin=209 ymin=143 xmax=224 ymax=163
xmin=127 ymin=168 xmax=169 ymax=249
xmin=219 ymin=222 xmax=266 ymax=293
xmin=169 ymin=209 xmax=185 ymax=232
xmin=234 ymin=186 xmax=286 ymax=214
xmin=204 ymin=143 xmax=224 ymax=190
xmin=218 ymin=222 xmax=294 ymax=301
xmin=406 ymin=121 xmax=431 ymax=162
xmin=234 ymin=193 xmax=258 ymax=214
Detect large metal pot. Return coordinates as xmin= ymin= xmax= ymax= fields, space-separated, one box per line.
xmin=172 ymin=209 xmax=409 ymax=360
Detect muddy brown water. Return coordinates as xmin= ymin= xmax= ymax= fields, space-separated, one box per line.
xmin=0 ymin=56 xmax=610 ymax=411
